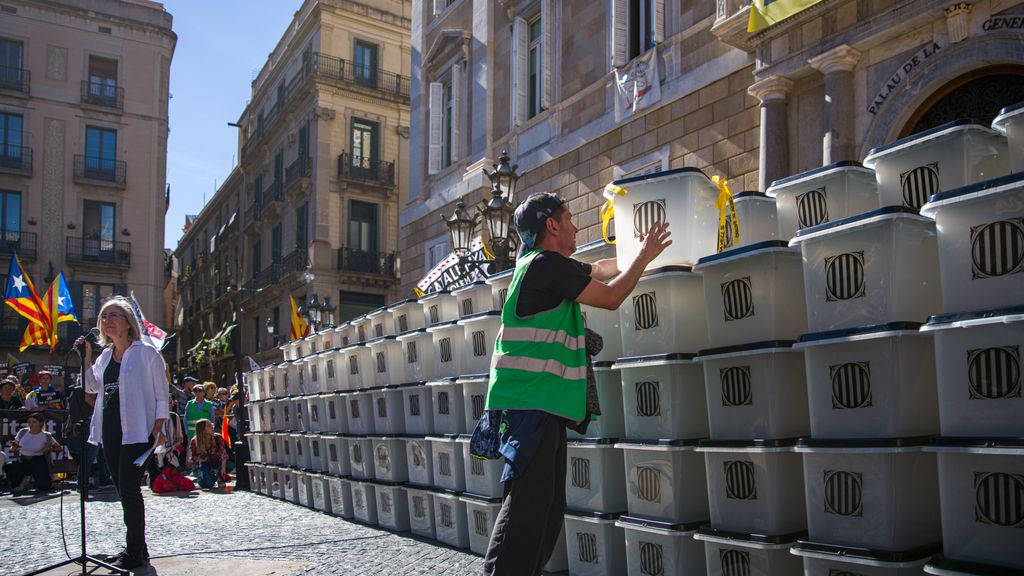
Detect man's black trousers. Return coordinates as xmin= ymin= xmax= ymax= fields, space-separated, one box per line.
xmin=482 ymin=417 xmax=567 ymax=576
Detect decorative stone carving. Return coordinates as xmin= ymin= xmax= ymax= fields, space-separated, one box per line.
xmin=748 ymin=75 xmax=794 ymax=103
xmin=46 ymin=45 xmax=67 ymax=81
xmin=314 ymin=106 xmax=336 ymax=120
xmin=945 ymin=3 xmax=972 ymax=43
xmin=808 ymin=44 xmax=862 ymax=75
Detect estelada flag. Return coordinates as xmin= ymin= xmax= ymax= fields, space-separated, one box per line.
xmin=289 ymin=295 xmax=309 ymax=341
xmin=21 ymin=272 xmax=78 ymax=351
xmin=4 ymin=252 xmax=49 ymax=332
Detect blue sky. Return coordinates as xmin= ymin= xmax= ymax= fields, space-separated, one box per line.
xmin=164 ymin=0 xmax=301 ymax=250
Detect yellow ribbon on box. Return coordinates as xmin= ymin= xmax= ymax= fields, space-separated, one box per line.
xmin=601 ymin=183 xmax=629 ymax=244
xmin=713 ymin=176 xmax=740 ymax=253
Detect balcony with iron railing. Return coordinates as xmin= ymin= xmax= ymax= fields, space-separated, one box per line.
xmin=0 ymin=231 xmax=37 ymax=261
xmin=74 ymin=155 xmax=126 ymax=187
xmin=281 ymin=249 xmax=308 ymax=276
xmin=338 ymin=152 xmax=396 ymax=189
xmin=0 ymin=144 xmax=31 ymax=176
xmin=263 ymin=179 xmax=283 ymax=209
xmin=66 ymin=236 xmax=131 ymax=268
xmin=80 ymin=80 xmax=124 ymax=111
xmin=250 ymin=263 xmax=281 ymax=291
xmin=337 ymin=246 xmax=398 ymax=278
xmin=0 ymin=323 xmax=23 ymax=345
xmin=309 ymin=53 xmax=410 ymax=101
xmin=0 ymin=65 xmax=29 ymax=96
xmin=240 ymin=52 xmax=409 ymax=162
xmin=285 ymin=155 xmax=311 ymax=191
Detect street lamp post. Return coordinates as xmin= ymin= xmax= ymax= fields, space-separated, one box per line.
xmin=302 ymin=294 xmax=336 ymax=333
xmin=440 ymin=150 xmax=521 ymax=278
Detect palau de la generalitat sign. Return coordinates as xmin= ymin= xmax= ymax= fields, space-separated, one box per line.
xmin=415 ymin=237 xmax=492 ymax=297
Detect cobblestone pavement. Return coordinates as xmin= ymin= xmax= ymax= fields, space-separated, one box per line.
xmin=1 ymin=483 xmax=487 ymax=576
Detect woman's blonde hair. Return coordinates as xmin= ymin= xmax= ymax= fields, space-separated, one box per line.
xmin=194 ymin=418 xmax=217 ymax=453
xmin=95 ymin=297 xmax=141 ymax=346
xmin=203 ymin=381 xmax=217 ymax=398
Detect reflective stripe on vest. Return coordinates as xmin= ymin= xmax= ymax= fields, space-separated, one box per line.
xmin=492 ymin=354 xmax=587 ymax=381
xmin=498 ymin=326 xmax=586 ymax=352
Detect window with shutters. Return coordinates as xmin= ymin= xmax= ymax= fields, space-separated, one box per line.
xmin=428 ymin=62 xmax=462 ymax=174
xmin=425 ymin=234 xmax=450 ymax=273
xmin=527 ymin=16 xmax=543 ymax=119
xmin=612 ymin=0 xmax=665 ymax=67
xmin=511 ymin=2 xmax=552 ymax=126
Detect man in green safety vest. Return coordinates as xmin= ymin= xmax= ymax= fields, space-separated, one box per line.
xmin=481 ymin=192 xmax=671 ymax=575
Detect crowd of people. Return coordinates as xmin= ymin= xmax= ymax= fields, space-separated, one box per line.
xmin=0 ymin=368 xmax=241 ymax=496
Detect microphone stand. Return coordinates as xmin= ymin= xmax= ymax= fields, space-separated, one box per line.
xmin=23 ymin=344 xmax=127 ymax=576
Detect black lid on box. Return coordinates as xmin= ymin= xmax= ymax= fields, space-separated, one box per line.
xmin=695 ymin=240 xmax=793 ymax=266
xmin=866 ymin=119 xmax=974 ymax=157
xmin=697 ymin=527 xmax=806 ymax=545
xmin=618 ymin=515 xmax=707 ymax=533
xmin=793 ymin=539 xmax=942 ymax=564
xmin=798 ymin=321 xmax=924 ymax=343
xmin=795 ymin=205 xmax=921 ymax=237
xmin=769 ymin=160 xmax=865 ymax=188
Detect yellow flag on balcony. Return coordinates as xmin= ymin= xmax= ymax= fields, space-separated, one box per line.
xmin=289 ymin=295 xmax=309 ymax=341
xmin=748 ymin=0 xmax=824 ymax=33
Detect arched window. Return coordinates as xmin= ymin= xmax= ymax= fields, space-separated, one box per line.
xmin=903 ymin=66 xmax=1024 ymax=137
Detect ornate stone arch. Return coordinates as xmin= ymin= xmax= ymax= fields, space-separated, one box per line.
xmin=860 ymin=36 xmax=1024 ymax=159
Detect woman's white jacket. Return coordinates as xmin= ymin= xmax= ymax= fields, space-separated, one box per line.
xmin=84 ymin=340 xmax=170 ymax=446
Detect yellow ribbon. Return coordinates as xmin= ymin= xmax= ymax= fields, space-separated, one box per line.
xmin=712 ymin=176 xmax=740 ymax=253
xmin=601 ymin=184 xmax=628 ymax=244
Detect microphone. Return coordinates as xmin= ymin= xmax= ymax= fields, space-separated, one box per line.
xmin=75 ymin=327 xmax=100 ymax=354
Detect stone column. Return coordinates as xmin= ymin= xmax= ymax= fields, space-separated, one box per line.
xmin=809 ymin=44 xmax=862 ymax=165
xmin=748 ymin=76 xmax=794 ymax=192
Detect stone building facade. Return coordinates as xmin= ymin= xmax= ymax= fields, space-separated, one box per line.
xmin=173 ymin=0 xmax=411 ymax=378
xmin=0 ymin=0 xmax=175 ymax=364
xmin=398 ymin=0 xmax=1023 ymax=298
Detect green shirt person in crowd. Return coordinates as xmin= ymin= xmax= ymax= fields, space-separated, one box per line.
xmin=183 ymin=383 xmax=215 ymax=441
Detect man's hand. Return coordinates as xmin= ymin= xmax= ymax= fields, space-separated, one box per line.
xmin=636 ymin=220 xmax=672 ymax=266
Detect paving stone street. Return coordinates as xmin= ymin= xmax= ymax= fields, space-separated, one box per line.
xmin=1 ymin=483 xmax=487 ymax=576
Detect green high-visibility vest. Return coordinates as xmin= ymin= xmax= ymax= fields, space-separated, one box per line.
xmin=485 ymin=249 xmax=587 ymax=422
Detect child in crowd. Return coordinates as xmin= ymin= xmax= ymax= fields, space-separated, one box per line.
xmin=186 ymin=419 xmax=229 ymax=489
xmin=24 ymin=370 xmax=64 ymax=411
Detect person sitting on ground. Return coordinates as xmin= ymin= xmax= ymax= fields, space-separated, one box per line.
xmin=3 ymin=412 xmax=62 ymax=492
xmin=186 ymin=419 xmax=229 ymax=489
xmin=183 ymin=383 xmax=215 ymax=441
xmin=0 ymin=377 xmax=23 ymax=410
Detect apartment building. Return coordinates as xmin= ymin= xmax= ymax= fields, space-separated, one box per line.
xmin=0 ymin=0 xmax=175 ymax=363
xmin=173 ymin=0 xmax=411 ymax=376
xmin=398 ymin=0 xmax=1024 ymax=295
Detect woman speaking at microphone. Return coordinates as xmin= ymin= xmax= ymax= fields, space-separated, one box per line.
xmin=76 ymin=296 xmax=169 ymax=571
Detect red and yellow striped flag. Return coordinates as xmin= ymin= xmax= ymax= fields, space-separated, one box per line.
xmin=289 ymin=295 xmax=309 ymax=341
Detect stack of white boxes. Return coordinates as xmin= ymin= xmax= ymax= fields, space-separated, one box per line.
xmin=600 ymin=168 xmax=719 ymax=576
xmin=691 ymin=182 xmax=808 ymax=574
xmin=915 ymin=105 xmax=1024 ymax=576
xmin=789 ymin=121 xmax=1006 ymax=575
xmin=243 ymin=107 xmax=1023 ymax=575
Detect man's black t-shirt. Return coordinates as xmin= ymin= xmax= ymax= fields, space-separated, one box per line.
xmin=515 ymin=251 xmax=592 ymax=317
